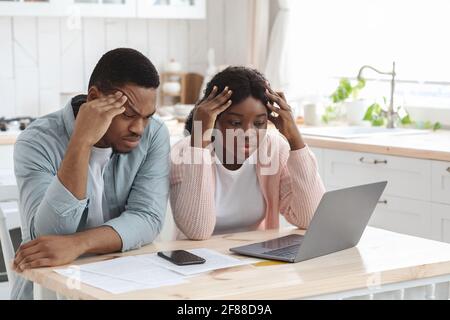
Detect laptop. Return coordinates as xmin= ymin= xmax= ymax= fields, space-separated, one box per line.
xmin=230 ymin=181 xmax=387 ymax=263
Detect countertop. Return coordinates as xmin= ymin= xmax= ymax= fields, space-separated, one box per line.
xmin=0 ymin=131 xmax=20 ymax=146
xmin=302 ymin=129 xmax=450 ymax=162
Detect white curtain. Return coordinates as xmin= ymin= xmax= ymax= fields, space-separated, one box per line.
xmin=264 ymin=0 xmax=295 ymax=93
xmin=248 ymin=0 xmax=270 ymax=70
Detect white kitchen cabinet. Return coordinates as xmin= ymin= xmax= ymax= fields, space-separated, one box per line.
xmin=0 ymin=0 xmax=137 ymax=17
xmin=432 ymin=203 xmax=450 ymax=243
xmin=431 ymin=160 xmax=450 ymax=206
xmin=0 ymin=144 xmax=16 ymax=188
xmin=66 ymin=0 xmax=137 ymax=18
xmin=310 ymin=147 xmax=324 ymax=180
xmin=0 ymin=0 xmax=205 ymax=19
xmin=0 ymin=145 xmax=14 ymax=170
xmin=0 ymin=0 xmax=67 ymax=17
xmin=136 ymin=0 xmax=206 ymax=19
xmin=323 ymin=149 xmax=431 ymax=201
xmin=369 ymin=195 xmax=432 ymax=239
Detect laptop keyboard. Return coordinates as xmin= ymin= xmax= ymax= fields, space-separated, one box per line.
xmin=263 ymin=244 xmax=301 ymax=258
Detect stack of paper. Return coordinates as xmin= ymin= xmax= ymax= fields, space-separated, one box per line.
xmin=54 ymin=249 xmax=255 ymax=295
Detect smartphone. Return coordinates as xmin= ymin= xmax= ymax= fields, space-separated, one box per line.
xmin=157 ymin=250 xmax=206 ymax=266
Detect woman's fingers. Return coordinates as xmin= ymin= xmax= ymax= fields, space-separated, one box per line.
xmin=265 ymin=85 xmax=290 ymax=109
xmin=207 ymin=86 xmax=227 ymax=103
xmin=266 ymin=89 xmax=289 ymax=110
xmin=211 ymin=87 xmax=232 ymax=108
xmin=276 ymin=91 xmax=287 ymax=101
xmin=205 ymin=86 xmax=219 ymax=102
xmin=213 ymin=100 xmax=233 ymax=115
xmin=267 ymin=101 xmax=281 ymax=116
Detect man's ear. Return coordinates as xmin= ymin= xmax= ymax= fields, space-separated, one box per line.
xmin=87 ymin=86 xmax=101 ymax=102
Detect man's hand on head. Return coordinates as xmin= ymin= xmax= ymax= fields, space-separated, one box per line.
xmin=72 ymin=91 xmax=128 ymax=148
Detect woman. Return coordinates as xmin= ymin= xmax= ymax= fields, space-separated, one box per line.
xmin=170 ymin=66 xmax=325 ymax=240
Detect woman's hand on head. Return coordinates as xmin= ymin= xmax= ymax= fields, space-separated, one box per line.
xmin=265 ymin=87 xmax=305 ymax=151
xmin=191 ymin=86 xmax=233 ymax=148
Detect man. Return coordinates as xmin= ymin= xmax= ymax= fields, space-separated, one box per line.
xmin=11 ymin=48 xmax=170 ymax=299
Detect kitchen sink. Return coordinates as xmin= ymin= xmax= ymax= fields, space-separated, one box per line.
xmin=300 ymin=126 xmax=429 ymax=139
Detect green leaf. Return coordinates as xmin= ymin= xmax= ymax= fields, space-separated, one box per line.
xmin=352 ymin=79 xmax=365 ymax=99
xmin=330 ymin=78 xmax=353 ymax=103
xmin=372 ymin=117 xmax=385 ymax=127
xmin=355 ymin=78 xmax=366 ymax=90
xmin=352 ymin=78 xmax=366 ymax=98
xmin=363 ymin=104 xmax=376 ymax=121
xmin=423 ymin=121 xmax=432 ymax=129
xmin=340 ymin=78 xmax=352 ymax=92
xmin=433 ymin=122 xmax=442 ymax=131
xmin=373 ymin=103 xmax=382 ymax=115
xmin=401 ymin=114 xmax=412 ymax=125
xmin=325 ymin=106 xmax=334 ymax=113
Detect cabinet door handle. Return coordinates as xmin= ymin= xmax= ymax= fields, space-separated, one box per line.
xmin=359 ymin=157 xmax=388 ymax=165
xmin=447 ymin=167 xmax=450 ymax=174
xmin=378 ymin=200 xmax=388 ymax=205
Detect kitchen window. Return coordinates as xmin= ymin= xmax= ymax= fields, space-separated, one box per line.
xmin=285 ymin=0 xmax=450 ymax=110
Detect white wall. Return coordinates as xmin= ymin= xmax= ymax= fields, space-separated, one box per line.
xmin=0 ymin=0 xmax=252 ymax=118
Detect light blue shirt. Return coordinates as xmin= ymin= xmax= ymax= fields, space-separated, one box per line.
xmin=11 ymin=96 xmax=170 ymax=299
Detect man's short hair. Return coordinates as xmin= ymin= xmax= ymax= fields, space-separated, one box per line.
xmin=88 ymin=48 xmax=160 ymax=93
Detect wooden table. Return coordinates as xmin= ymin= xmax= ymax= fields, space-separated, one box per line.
xmin=20 ymin=227 xmax=450 ymax=300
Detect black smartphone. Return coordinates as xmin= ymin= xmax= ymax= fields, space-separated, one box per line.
xmin=157 ymin=250 xmax=206 ymax=266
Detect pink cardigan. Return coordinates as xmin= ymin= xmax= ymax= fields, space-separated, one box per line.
xmin=169 ymin=131 xmax=326 ymax=240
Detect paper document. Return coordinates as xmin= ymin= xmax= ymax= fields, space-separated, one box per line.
xmin=54 ymin=256 xmax=186 ymax=294
xmin=141 ymin=248 xmax=255 ymax=276
xmin=53 ymin=249 xmax=256 ymax=294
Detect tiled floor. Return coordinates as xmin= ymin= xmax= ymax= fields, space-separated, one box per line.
xmin=0 ymin=282 xmax=10 ymax=300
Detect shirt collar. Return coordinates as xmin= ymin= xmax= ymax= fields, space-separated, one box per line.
xmin=62 ymin=94 xmax=87 ymax=138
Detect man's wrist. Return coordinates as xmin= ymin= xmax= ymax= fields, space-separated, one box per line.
xmin=70 ymin=132 xmax=95 ymax=150
xmin=72 ymin=233 xmax=90 ymax=257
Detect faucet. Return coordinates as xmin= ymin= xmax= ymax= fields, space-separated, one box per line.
xmin=357 ymin=62 xmax=397 ymax=129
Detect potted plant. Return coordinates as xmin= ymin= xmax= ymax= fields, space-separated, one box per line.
xmin=322 ymin=77 xmax=367 ymax=125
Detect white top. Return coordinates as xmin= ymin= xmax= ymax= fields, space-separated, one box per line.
xmin=213 ymin=153 xmax=266 ymax=235
xmin=86 ymin=146 xmax=112 ymax=228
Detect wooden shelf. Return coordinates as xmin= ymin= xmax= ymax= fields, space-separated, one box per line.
xmin=160 ymin=72 xmax=204 ymax=107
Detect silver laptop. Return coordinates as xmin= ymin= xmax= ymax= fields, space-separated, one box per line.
xmin=230 ymin=181 xmax=387 ymax=263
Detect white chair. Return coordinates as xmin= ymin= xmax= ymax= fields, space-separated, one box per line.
xmin=0 ymin=185 xmax=20 ymax=294
xmin=0 ymin=184 xmax=59 ymax=300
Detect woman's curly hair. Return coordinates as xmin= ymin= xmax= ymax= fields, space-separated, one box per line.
xmin=184 ymin=66 xmax=270 ymax=134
